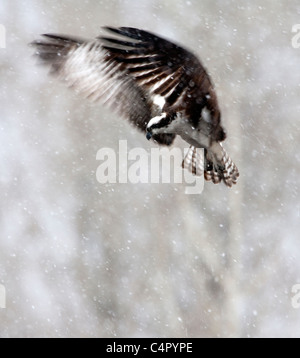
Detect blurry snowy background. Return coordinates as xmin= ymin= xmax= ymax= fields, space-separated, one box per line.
xmin=0 ymin=0 xmax=300 ymax=338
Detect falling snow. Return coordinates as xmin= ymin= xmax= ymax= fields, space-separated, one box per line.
xmin=0 ymin=0 xmax=300 ymax=338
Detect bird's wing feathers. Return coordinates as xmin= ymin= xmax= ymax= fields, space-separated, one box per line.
xmin=31 ymin=27 xmax=239 ymax=186
xmin=31 ymin=34 xmax=153 ymax=134
xmin=31 ymin=27 xmax=211 ymax=145
xmin=100 ymin=27 xmax=207 ymax=109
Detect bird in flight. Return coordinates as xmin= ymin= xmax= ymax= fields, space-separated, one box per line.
xmin=31 ymin=26 xmax=239 ymax=186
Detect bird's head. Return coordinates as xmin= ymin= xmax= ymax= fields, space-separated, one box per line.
xmin=146 ymin=113 xmax=168 ymax=140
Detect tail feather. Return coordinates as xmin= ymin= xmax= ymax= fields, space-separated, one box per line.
xmin=182 ymin=146 xmax=204 ymax=176
xmin=183 ymin=145 xmax=239 ymax=187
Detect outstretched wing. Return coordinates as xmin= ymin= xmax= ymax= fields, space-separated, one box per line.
xmin=99 ymin=27 xmax=223 ymax=140
xmin=31 ymin=32 xmax=178 ymax=145
xmin=31 ymin=27 xmax=219 ymax=145
xmin=100 ymin=27 xmax=210 ymax=113
xmin=31 ymin=34 xmax=153 ymax=133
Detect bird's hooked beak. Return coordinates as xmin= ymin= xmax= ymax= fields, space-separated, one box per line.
xmin=146 ymin=131 xmax=152 ymax=140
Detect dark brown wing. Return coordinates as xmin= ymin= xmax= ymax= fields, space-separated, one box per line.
xmin=31 ymin=28 xmax=222 ymax=145
xmin=100 ymin=27 xmax=207 ymax=108
xmin=31 ymin=34 xmax=154 ymax=134
xmin=99 ymin=27 xmax=224 ymax=141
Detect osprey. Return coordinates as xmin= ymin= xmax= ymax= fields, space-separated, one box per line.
xmin=31 ymin=26 xmax=239 ymax=186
